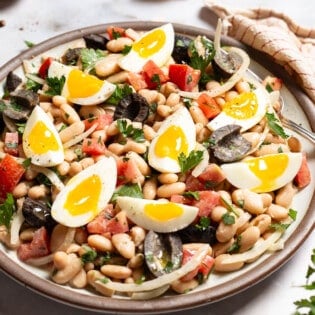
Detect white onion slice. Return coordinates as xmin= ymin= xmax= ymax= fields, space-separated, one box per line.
xmin=26 ymin=254 xmax=54 ymax=266
xmin=30 ymin=165 xmax=65 ymax=191
xmin=95 ymin=243 xmax=209 ymax=293
xmin=25 ymin=73 xmax=46 ymax=85
xmin=63 ymin=124 xmax=97 ymax=149
xmin=131 ymin=285 xmax=170 ymax=300
xmin=10 ymin=207 xmax=24 ymax=247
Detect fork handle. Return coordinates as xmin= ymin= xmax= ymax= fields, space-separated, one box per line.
xmin=282 ymin=118 xmax=315 ymax=144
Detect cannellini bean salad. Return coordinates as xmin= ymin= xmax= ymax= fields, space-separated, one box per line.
xmin=0 ymin=21 xmax=311 ymax=300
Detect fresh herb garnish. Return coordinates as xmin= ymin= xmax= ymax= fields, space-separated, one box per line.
xmin=182 ymin=191 xmax=200 ymax=200
xmin=116 ymin=119 xmax=145 ymax=143
xmin=289 ymin=208 xmax=297 ymax=221
xmin=122 ymin=45 xmax=132 ymax=55
xmin=22 ymin=158 xmax=32 ymax=169
xmin=195 ymin=216 xmax=211 ymax=231
xmin=0 ymin=193 xmax=15 ymax=228
xmin=111 ymin=183 xmax=143 ymax=202
xmin=220 ymin=197 xmax=240 ymax=217
xmin=81 ymin=245 xmax=97 ymax=263
xmin=16 ymin=122 xmax=26 ymax=134
xmin=222 ymin=212 xmax=236 ymax=225
xmin=45 ymin=76 xmax=66 ymax=96
xmin=178 ymin=150 xmax=203 ymax=173
xmin=135 ymin=274 xmax=146 ymax=284
xmin=24 ymin=40 xmax=35 ymax=48
xmin=227 ymin=235 xmax=242 ymax=253
xmin=164 ymin=261 xmax=174 ymax=273
xmin=106 ymin=84 xmax=133 ymax=105
xmin=269 ymin=222 xmax=290 ymax=232
xmin=80 ymin=48 xmax=104 ymax=71
xmin=265 ymin=112 xmax=289 ymax=139
xmin=25 ymin=77 xmax=42 ymax=92
xmin=100 ymin=277 xmax=110 ymax=284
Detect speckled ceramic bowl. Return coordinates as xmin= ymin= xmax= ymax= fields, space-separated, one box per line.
xmin=0 ymin=21 xmax=314 ymax=314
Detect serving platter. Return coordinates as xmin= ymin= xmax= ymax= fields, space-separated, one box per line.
xmin=0 ymin=21 xmax=314 ymax=314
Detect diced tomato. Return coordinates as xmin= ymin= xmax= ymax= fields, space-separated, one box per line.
xmin=106 ymin=211 xmax=129 ymax=234
xmin=0 ymin=154 xmax=25 ymax=201
xmin=17 ymin=227 xmax=50 ymax=261
xmin=116 ymin=157 xmax=143 ymax=186
xmin=197 ymin=93 xmax=221 ymax=119
xmin=168 ymin=64 xmax=200 ymax=92
xmin=82 ymin=138 xmax=106 ymax=156
xmin=262 ymin=76 xmax=282 ymax=91
xmin=127 ymin=72 xmax=148 ymax=91
xmin=294 ymin=153 xmax=311 ymax=188
xmin=194 ymin=191 xmax=221 ymax=217
xmin=38 ymin=57 xmax=53 ymax=79
xmin=83 ymin=113 xmax=113 ymax=131
xmin=180 ymin=248 xmax=214 ymax=282
xmin=142 ymin=60 xmax=169 ymax=89
xmin=107 ymin=26 xmax=126 ymax=40
xmin=4 ymin=132 xmax=19 ymax=156
xmin=87 ymin=205 xmax=115 ymax=234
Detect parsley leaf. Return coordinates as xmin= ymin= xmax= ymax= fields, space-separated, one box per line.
xmin=45 ymin=76 xmax=65 ymax=96
xmin=178 ymin=150 xmax=203 ymax=173
xmin=25 ymin=77 xmax=42 ymax=92
xmin=81 ymin=245 xmax=97 ymax=263
xmin=220 ymin=197 xmax=240 ymax=217
xmin=227 ymin=235 xmax=242 ymax=253
xmin=289 ymin=208 xmax=297 ymax=221
xmin=122 ymin=45 xmax=132 ymax=55
xmin=265 ymin=112 xmax=289 ymax=139
xmin=0 ymin=193 xmax=16 ymax=228
xmin=116 ymin=119 xmax=145 ymax=143
xmin=222 ymin=212 xmax=235 ymax=225
xmin=195 ymin=216 xmax=211 ymax=231
xmin=111 ymin=183 xmax=143 ymax=202
xmin=24 ymin=40 xmax=35 ymax=48
xmin=80 ymin=48 xmax=104 ymax=71
xmin=106 ymin=84 xmax=133 ymax=105
xmin=182 ymin=191 xmax=200 ymax=200
xmin=269 ymin=222 xmax=290 ymax=232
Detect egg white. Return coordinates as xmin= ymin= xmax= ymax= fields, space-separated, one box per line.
xmin=207 ymin=86 xmax=269 ymax=132
xmin=221 ymin=152 xmax=303 ymax=193
xmin=48 ymin=61 xmax=115 ymax=105
xmin=118 ymin=23 xmax=174 ymax=73
xmin=22 ymin=105 xmax=64 ymax=167
xmin=51 ymin=157 xmax=117 ymax=227
xmin=116 ymin=196 xmax=199 ymax=233
xmin=148 ymin=106 xmax=196 ymax=173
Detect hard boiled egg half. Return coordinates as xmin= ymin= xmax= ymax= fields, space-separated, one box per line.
xmin=148 ymin=106 xmax=196 ymax=173
xmin=221 ymin=152 xmax=303 ymax=193
xmin=23 ymin=105 xmax=64 ymax=167
xmin=207 ymin=86 xmax=269 ymax=132
xmin=116 ymin=196 xmax=198 ymax=233
xmin=118 ymin=23 xmax=174 ymax=73
xmin=48 ymin=61 xmax=115 ymax=105
xmin=51 ymin=157 xmax=117 ymax=227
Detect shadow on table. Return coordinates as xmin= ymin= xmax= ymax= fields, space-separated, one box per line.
xmin=0 ymin=0 xmax=20 ymax=10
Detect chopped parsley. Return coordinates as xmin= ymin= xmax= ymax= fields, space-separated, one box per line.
xmin=269 ymin=222 xmax=290 ymax=232
xmin=178 ymin=150 xmax=203 ymax=173
xmin=116 ymin=119 xmax=145 ymax=143
xmin=135 ymin=274 xmax=146 ymax=284
xmin=222 ymin=212 xmax=235 ymax=225
xmin=289 ymin=208 xmax=298 ymax=221
xmin=106 ymin=84 xmax=133 ymax=105
xmin=122 ymin=45 xmax=132 ymax=55
xmin=111 ymin=183 xmax=143 ymax=202
xmin=45 ymin=76 xmax=66 ymax=96
xmin=24 ymin=40 xmax=35 ymax=48
xmin=80 ymin=48 xmax=104 ymax=71
xmin=164 ymin=261 xmax=174 ymax=273
xmin=0 ymin=193 xmax=16 ymax=228
xmin=220 ymin=196 xmax=240 ymax=217
xmin=227 ymin=235 xmax=242 ymax=253
xmin=81 ymin=245 xmax=97 ymax=263
xmin=265 ymin=112 xmax=289 ymax=139
xmin=22 ymin=158 xmax=32 ymax=169
xmin=182 ymin=191 xmax=200 ymax=200
xmin=25 ymin=77 xmax=42 ymax=92
xmin=195 ymin=216 xmax=211 ymax=231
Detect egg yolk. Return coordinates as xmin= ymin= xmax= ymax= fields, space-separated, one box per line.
xmin=67 ymin=69 xmax=103 ymax=98
xmin=246 ymin=153 xmax=289 ymax=192
xmin=223 ymin=92 xmax=258 ymax=120
xmin=155 ymin=125 xmax=188 ymax=160
xmin=64 ymin=175 xmax=102 ymax=216
xmin=133 ymin=29 xmax=166 ymax=58
xmin=28 ymin=121 xmax=60 ymax=154
xmin=144 ymin=202 xmax=183 ymax=221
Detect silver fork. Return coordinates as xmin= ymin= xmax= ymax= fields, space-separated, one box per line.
xmin=278 ymin=97 xmax=315 ymax=144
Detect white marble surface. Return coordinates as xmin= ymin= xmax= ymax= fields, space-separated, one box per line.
xmin=0 ymin=0 xmax=314 ymax=314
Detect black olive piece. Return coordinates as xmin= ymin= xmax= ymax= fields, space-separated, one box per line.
xmin=144 ymin=230 xmax=183 ymax=277
xmin=172 ymin=34 xmax=192 ymax=64
xmin=61 ymin=47 xmax=83 ymax=65
xmin=83 ymin=34 xmax=109 ymax=50
xmin=10 ymin=89 xmax=39 ymax=108
xmin=5 ymin=71 xmax=22 ymax=92
xmin=178 ymin=225 xmax=217 ymax=246
xmin=22 ymin=197 xmax=56 ymax=230
xmin=209 ymin=124 xmax=251 ymax=163
xmin=114 ymin=93 xmax=149 ymax=123
xmin=212 ymin=50 xmax=242 ymax=79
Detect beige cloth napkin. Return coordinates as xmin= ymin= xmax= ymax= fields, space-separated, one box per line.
xmin=205 ymin=1 xmax=315 ymax=104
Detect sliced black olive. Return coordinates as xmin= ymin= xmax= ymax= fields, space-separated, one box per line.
xmin=172 ymin=34 xmax=192 ymax=64
xmin=10 ymin=89 xmax=39 ymax=108
xmin=62 ymin=47 xmax=83 ymax=65
xmin=83 ymin=34 xmax=109 ymax=50
xmin=22 ymin=197 xmax=56 ymax=230
xmin=144 ymin=230 xmax=183 ymax=277
xmin=212 ymin=50 xmax=242 ymax=79
xmin=178 ymin=225 xmax=217 ymax=246
xmin=114 ymin=92 xmax=149 ymax=123
xmin=209 ymin=124 xmax=251 ymax=163
xmin=5 ymin=71 xmax=22 ymax=92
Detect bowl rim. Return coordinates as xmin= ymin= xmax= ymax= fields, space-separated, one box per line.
xmin=0 ymin=21 xmax=314 ymax=314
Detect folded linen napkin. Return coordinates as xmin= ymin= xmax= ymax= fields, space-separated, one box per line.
xmin=205 ymin=0 xmax=315 ymax=104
